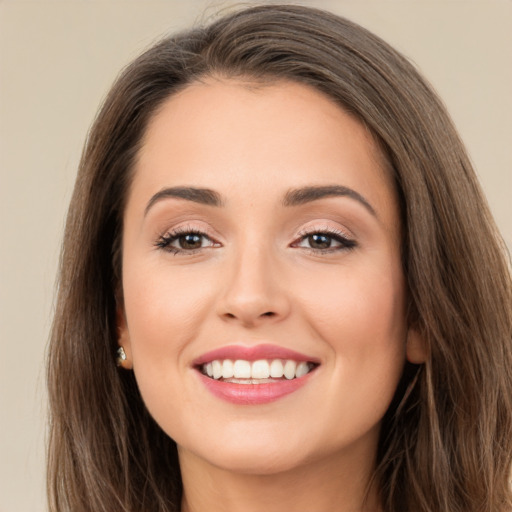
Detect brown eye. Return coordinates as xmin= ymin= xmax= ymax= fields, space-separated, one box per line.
xmin=156 ymin=229 xmax=220 ymax=255
xmin=178 ymin=233 xmax=203 ymax=250
xmin=307 ymin=234 xmax=332 ymax=250
xmin=293 ymin=230 xmax=356 ymax=253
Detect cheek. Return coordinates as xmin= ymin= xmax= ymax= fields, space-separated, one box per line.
xmin=121 ymin=265 xmax=216 ymax=430
xmin=300 ymin=258 xmax=406 ymax=337
xmin=296 ymin=259 xmax=407 ymax=390
xmin=123 ymin=263 xmax=215 ymax=359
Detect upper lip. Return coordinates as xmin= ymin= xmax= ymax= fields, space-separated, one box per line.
xmin=192 ymin=344 xmax=320 ymax=366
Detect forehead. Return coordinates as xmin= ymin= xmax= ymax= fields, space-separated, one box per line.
xmin=140 ymin=77 xmax=385 ymax=163
xmin=131 ymin=78 xmax=397 ymax=223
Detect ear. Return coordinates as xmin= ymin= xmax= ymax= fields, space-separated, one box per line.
xmin=116 ymin=306 xmax=133 ymax=370
xmin=406 ymin=328 xmax=427 ymax=364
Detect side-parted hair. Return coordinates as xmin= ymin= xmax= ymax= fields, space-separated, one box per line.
xmin=47 ymin=5 xmax=512 ymax=512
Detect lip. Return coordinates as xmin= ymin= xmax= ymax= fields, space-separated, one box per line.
xmin=192 ymin=343 xmax=320 ymax=366
xmin=193 ymin=344 xmax=319 ymax=405
xmin=197 ymin=371 xmax=314 ymax=405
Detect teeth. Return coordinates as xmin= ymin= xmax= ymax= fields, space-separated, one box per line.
xmin=269 ymin=359 xmax=284 ymax=378
xmin=201 ymin=359 xmax=314 ymax=381
xmin=233 ymin=360 xmax=251 ymax=379
xmin=222 ymin=359 xmax=234 ymax=379
xmin=283 ymin=360 xmax=296 ymax=380
xmin=212 ymin=360 xmax=222 ymax=379
xmin=251 ymin=359 xmax=270 ymax=379
xmin=296 ymin=361 xmax=310 ymax=378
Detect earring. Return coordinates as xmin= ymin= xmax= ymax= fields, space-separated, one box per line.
xmin=116 ymin=347 xmax=127 ymax=367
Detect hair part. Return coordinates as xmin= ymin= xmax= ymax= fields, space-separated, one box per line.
xmin=47 ymin=5 xmax=512 ymax=512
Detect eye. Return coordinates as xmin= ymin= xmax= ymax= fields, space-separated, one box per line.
xmin=293 ymin=229 xmax=356 ymax=253
xmin=155 ymin=228 xmax=219 ymax=255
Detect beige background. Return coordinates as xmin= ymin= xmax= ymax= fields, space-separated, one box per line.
xmin=1 ymin=1 xmax=510 ymax=511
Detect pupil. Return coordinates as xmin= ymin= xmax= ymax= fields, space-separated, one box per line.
xmin=180 ymin=234 xmax=202 ymax=249
xmin=309 ymin=234 xmax=331 ymax=249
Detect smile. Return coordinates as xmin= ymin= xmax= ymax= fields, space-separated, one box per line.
xmin=194 ymin=344 xmax=320 ymax=404
xmin=201 ymin=359 xmax=315 ymax=382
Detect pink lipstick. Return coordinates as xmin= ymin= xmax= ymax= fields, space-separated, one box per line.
xmin=193 ymin=344 xmax=319 ymax=366
xmin=193 ymin=344 xmax=319 ymax=405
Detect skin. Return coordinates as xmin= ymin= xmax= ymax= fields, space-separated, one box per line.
xmin=118 ymin=78 xmax=424 ymax=512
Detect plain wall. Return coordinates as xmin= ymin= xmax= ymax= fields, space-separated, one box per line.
xmin=1 ymin=1 xmax=510 ymax=510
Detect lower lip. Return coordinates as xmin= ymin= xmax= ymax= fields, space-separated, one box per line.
xmin=198 ymin=372 xmax=312 ymax=405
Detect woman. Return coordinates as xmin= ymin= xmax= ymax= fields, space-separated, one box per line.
xmin=47 ymin=4 xmax=512 ymax=512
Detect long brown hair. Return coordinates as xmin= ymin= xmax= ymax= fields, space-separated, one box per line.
xmin=47 ymin=5 xmax=512 ymax=511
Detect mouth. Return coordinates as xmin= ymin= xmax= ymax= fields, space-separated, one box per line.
xmin=199 ymin=358 xmax=318 ymax=383
xmin=193 ymin=344 xmax=320 ymax=404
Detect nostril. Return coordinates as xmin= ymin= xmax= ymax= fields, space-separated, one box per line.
xmin=262 ymin=312 xmax=275 ymax=317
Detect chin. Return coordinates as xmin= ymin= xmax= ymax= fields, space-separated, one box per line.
xmin=177 ymin=424 xmax=316 ymax=476
xmin=200 ymin=446 xmax=311 ymax=476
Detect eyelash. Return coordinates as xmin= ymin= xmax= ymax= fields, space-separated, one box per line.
xmin=155 ymin=226 xmax=357 ymax=255
xmin=155 ymin=227 xmax=216 ymax=255
xmin=293 ymin=227 xmax=357 ymax=253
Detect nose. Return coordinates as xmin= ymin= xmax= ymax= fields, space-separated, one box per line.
xmin=216 ymin=244 xmax=291 ymax=327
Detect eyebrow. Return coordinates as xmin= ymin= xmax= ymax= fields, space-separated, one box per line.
xmin=144 ymin=184 xmax=376 ymax=217
xmin=283 ymin=185 xmax=376 ymax=216
xmin=144 ymin=186 xmax=223 ymax=215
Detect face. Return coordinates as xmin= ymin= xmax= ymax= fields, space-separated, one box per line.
xmin=118 ymin=78 xmax=412 ymax=476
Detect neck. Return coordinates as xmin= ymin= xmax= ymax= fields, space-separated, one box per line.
xmin=179 ymin=445 xmax=382 ymax=512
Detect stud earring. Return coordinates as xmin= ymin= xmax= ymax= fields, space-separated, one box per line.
xmin=116 ymin=347 xmax=127 ymax=367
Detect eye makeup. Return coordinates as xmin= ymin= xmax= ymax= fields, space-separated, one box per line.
xmin=154 ymin=225 xmax=357 ymax=256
